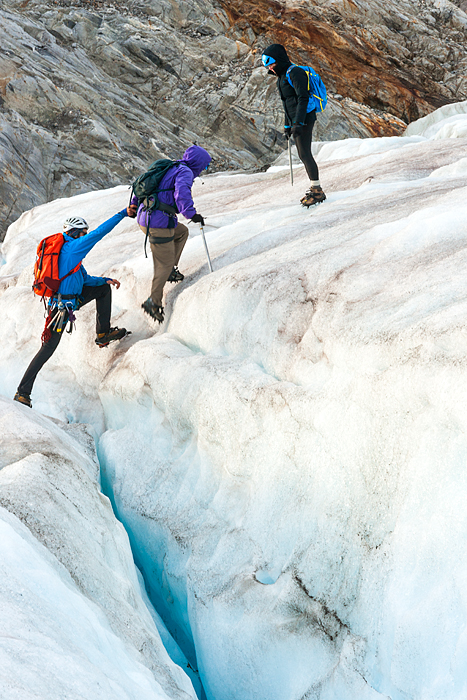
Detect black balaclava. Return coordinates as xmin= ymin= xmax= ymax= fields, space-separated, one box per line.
xmin=67 ymin=229 xmax=81 ymax=239
xmin=262 ymin=43 xmax=292 ymax=76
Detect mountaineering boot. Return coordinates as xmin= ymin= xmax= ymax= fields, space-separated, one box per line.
xmin=95 ymin=327 xmax=129 ymax=348
xmin=142 ymin=298 xmax=164 ymax=323
xmin=301 ymin=186 xmax=326 ymax=208
xmin=14 ymin=391 xmax=32 ymax=408
xmin=167 ymin=266 xmax=184 ymax=283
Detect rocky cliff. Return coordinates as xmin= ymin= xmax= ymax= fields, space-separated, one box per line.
xmin=1 ymin=0 xmax=466 ymax=236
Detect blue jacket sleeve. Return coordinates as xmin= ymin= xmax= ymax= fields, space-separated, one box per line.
xmin=65 ymin=209 xmax=128 ymax=262
xmin=81 ymin=265 xmax=109 ymax=286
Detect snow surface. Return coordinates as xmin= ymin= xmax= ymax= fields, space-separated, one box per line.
xmin=2 ymin=102 xmax=467 ymax=699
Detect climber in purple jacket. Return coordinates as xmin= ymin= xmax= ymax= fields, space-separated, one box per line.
xmin=131 ymin=144 xmax=212 ymax=323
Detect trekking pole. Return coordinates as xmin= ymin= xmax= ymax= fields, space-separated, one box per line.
xmin=288 ymin=138 xmax=294 ymax=186
xmin=200 ymin=225 xmax=213 ymax=273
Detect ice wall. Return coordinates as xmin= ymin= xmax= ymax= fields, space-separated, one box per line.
xmin=2 ymin=102 xmax=467 ymax=699
xmin=0 ymin=398 xmax=197 ymax=700
xmin=404 ymin=99 xmax=467 ymax=138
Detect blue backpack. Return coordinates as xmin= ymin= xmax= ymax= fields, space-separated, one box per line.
xmin=286 ymin=64 xmax=327 ymax=113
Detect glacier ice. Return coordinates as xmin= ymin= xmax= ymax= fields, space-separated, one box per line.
xmin=0 ymin=398 xmax=197 ymax=700
xmin=2 ymin=102 xmax=467 ymax=699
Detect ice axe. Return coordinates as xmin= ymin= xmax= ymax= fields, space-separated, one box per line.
xmin=288 ymin=138 xmax=294 ymax=187
xmin=200 ymin=224 xmax=213 ymax=273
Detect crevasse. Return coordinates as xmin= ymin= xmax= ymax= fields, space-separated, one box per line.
xmin=2 ymin=103 xmax=467 ymax=699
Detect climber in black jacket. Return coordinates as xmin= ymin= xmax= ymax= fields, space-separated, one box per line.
xmin=262 ymin=43 xmax=326 ymax=208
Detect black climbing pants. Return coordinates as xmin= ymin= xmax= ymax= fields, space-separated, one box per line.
xmin=17 ymin=283 xmax=112 ymax=396
xmin=294 ymin=110 xmax=319 ymax=182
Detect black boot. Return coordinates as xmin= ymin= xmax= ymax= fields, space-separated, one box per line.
xmin=167 ymin=266 xmax=184 ymax=283
xmin=95 ymin=327 xmax=129 ymax=347
xmin=142 ymin=298 xmax=164 ymax=323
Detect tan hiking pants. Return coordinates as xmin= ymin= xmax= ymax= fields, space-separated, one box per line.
xmin=139 ymin=222 xmax=189 ymax=307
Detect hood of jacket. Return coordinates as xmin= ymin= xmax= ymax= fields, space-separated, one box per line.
xmin=181 ymin=145 xmax=212 ymax=178
xmin=262 ymin=43 xmax=292 ymax=76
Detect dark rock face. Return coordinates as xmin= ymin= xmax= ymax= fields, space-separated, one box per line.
xmin=220 ymin=0 xmax=465 ymax=122
xmin=0 ymin=0 xmax=463 ymax=237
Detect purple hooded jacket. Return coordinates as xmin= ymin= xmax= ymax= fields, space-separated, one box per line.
xmin=131 ymin=145 xmax=211 ymax=230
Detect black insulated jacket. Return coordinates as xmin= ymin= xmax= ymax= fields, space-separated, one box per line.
xmin=263 ymin=43 xmax=313 ymax=127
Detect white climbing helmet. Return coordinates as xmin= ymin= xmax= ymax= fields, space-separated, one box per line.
xmin=63 ymin=216 xmax=88 ymax=232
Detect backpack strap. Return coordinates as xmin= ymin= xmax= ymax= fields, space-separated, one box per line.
xmin=288 ymin=65 xmax=326 ymax=113
xmin=144 ymin=209 xmax=150 ymax=258
xmin=141 ymin=190 xmax=179 ymax=257
xmin=287 ymin=64 xmax=311 ymax=89
xmin=286 ymin=64 xmax=299 ymax=88
xmin=59 ymin=261 xmax=82 ymax=283
xmin=58 ymin=232 xmax=82 ymax=284
xmin=38 ymin=239 xmax=47 ymax=272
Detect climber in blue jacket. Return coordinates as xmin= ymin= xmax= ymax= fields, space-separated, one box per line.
xmin=14 ymin=204 xmax=136 ymax=408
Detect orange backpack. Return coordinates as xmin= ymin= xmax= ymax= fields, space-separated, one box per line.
xmin=33 ymin=233 xmax=82 ymax=298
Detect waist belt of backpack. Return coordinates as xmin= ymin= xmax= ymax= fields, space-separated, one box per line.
xmin=55 ymin=293 xmax=78 ymax=300
xmin=157 ymin=201 xmax=178 ymax=216
xmin=142 ymin=197 xmax=178 ymax=217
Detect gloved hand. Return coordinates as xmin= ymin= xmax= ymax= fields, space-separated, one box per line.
xmin=284 ymin=127 xmax=291 ymax=140
xmin=191 ymin=213 xmax=205 ymax=226
xmin=127 ymin=204 xmax=138 ymax=218
xmin=291 ymin=124 xmax=303 ymax=137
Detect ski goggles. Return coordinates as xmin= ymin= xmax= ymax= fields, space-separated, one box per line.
xmin=262 ymin=54 xmax=276 ymax=68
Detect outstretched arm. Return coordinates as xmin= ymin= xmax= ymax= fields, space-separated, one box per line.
xmin=66 ymin=208 xmax=132 ymax=258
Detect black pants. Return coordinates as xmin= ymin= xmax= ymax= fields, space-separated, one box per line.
xmin=17 ymin=284 xmax=111 ymax=396
xmin=294 ymin=110 xmax=319 ymax=182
